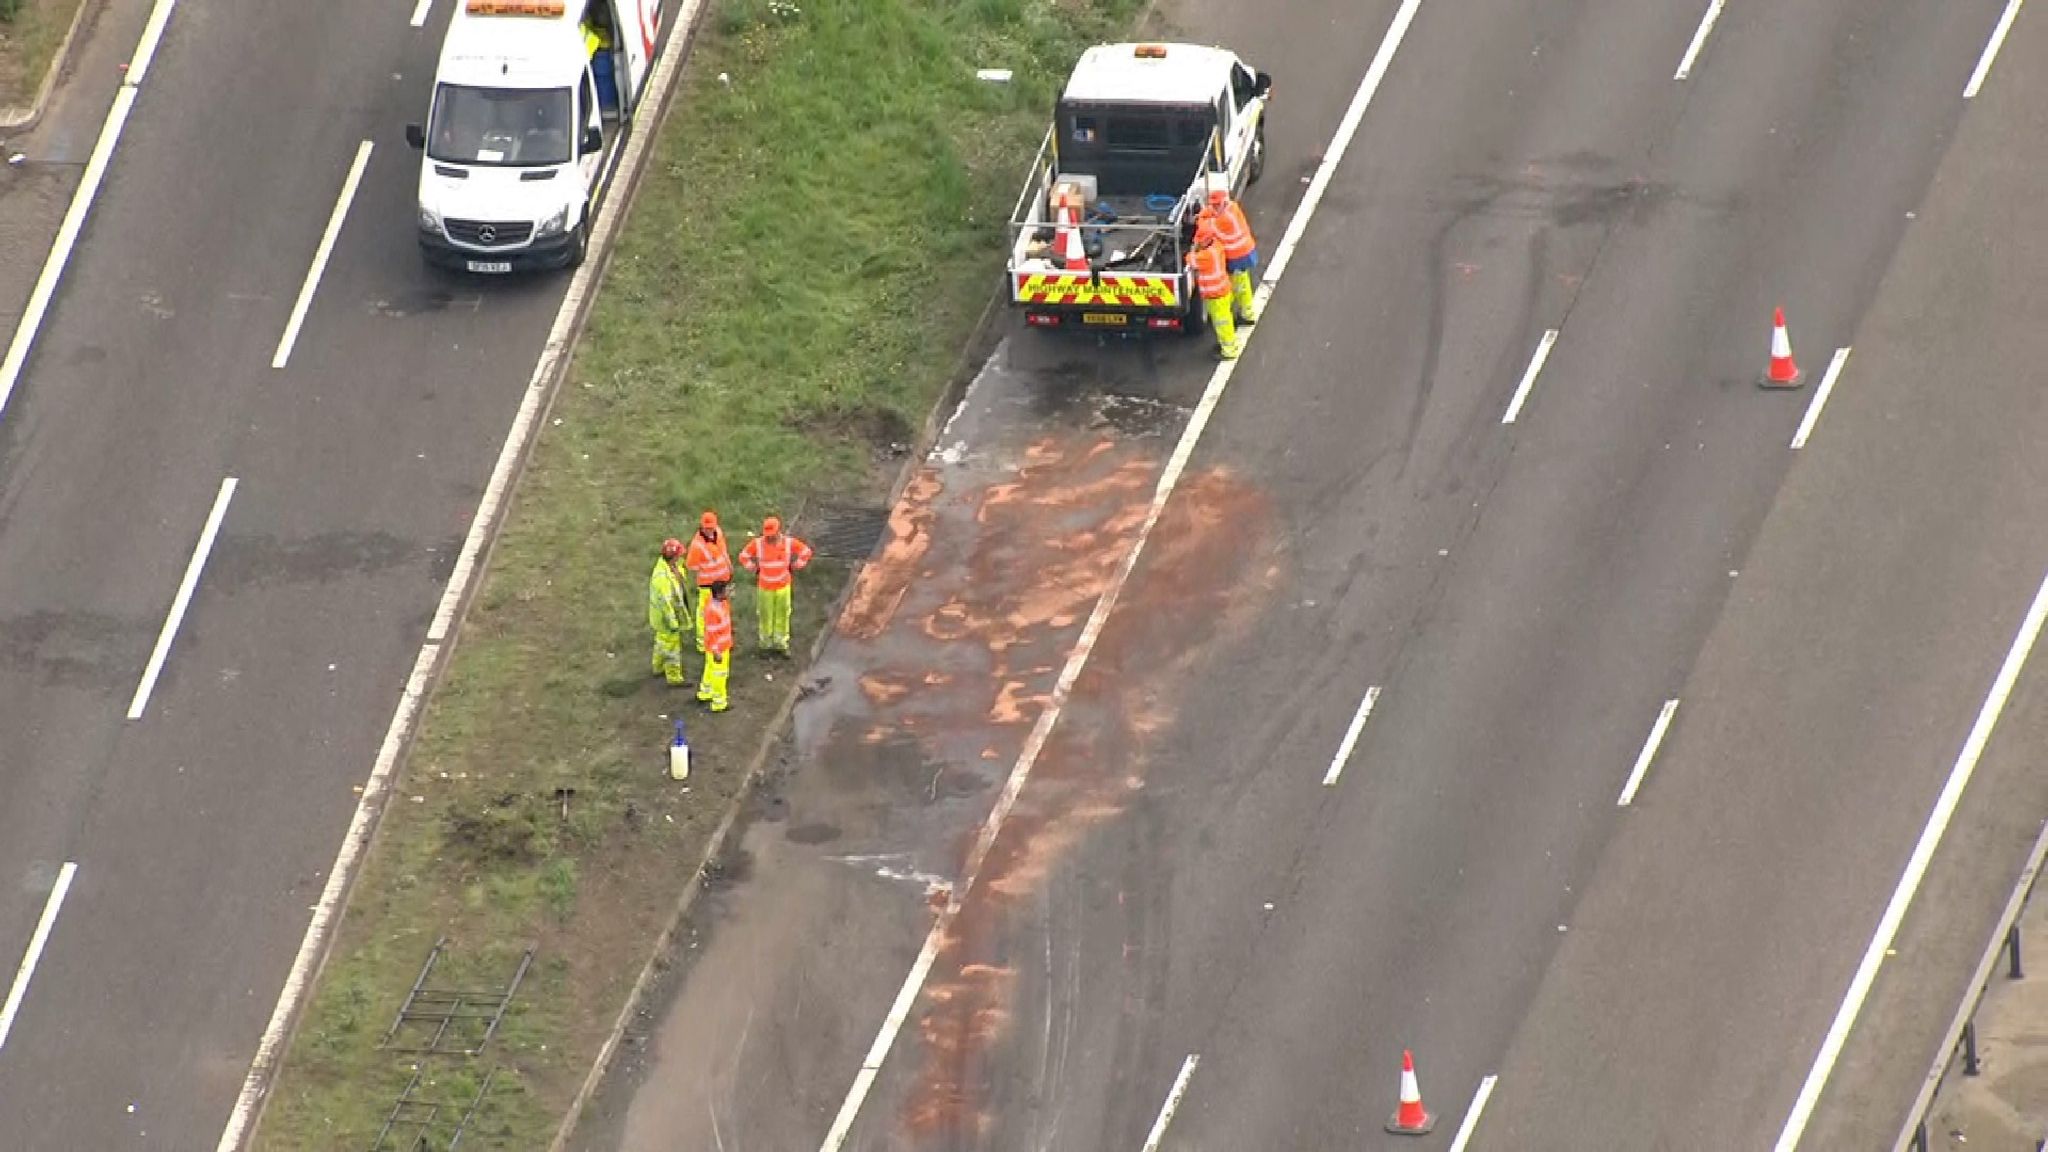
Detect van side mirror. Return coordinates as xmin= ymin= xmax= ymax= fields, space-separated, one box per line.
xmin=1254 ymin=71 xmax=1272 ymax=97
xmin=405 ymin=124 xmax=425 ymax=149
xmin=582 ymin=126 xmax=603 ymax=155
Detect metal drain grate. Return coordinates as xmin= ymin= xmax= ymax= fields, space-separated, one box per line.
xmin=381 ymin=938 xmax=533 ymax=1056
xmin=804 ymin=506 xmax=892 ymax=561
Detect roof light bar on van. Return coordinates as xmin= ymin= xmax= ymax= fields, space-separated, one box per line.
xmin=1133 ymin=44 xmax=1168 ymax=58
xmin=465 ymin=0 xmax=566 ymax=15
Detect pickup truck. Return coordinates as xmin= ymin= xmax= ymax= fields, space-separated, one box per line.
xmin=1006 ymin=42 xmax=1272 ymax=335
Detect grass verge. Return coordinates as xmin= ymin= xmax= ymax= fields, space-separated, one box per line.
xmin=254 ymin=0 xmax=1140 ymax=1147
xmin=0 ymin=0 xmax=82 ymax=114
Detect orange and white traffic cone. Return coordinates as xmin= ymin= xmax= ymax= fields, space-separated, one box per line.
xmin=1057 ymin=203 xmax=1090 ymax=272
xmin=1760 ymin=306 xmax=1804 ymax=389
xmin=1385 ymin=1049 xmax=1436 ymax=1135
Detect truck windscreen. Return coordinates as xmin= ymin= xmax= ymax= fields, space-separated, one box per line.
xmin=1057 ymin=102 xmax=1215 ymax=198
xmin=428 ymin=83 xmax=576 ymax=167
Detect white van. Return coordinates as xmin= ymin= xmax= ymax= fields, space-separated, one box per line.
xmin=406 ymin=0 xmax=664 ymax=273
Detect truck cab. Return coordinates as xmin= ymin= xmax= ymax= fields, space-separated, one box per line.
xmin=405 ymin=0 xmax=663 ymax=275
xmin=1007 ymin=42 xmax=1272 ymax=334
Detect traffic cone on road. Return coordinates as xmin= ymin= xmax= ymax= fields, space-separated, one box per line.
xmin=1760 ymin=306 xmax=1804 ymax=389
xmin=1385 ymin=1049 xmax=1436 ymax=1135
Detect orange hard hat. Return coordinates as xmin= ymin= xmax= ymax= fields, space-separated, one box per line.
xmin=1208 ymin=186 xmax=1229 ymax=204
xmin=700 ymin=510 xmax=719 ymax=530
xmin=763 ymin=515 xmax=781 ymax=535
xmin=661 ymin=537 xmax=684 ymax=559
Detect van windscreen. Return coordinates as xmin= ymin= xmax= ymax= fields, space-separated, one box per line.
xmin=428 ymin=83 xmax=576 ymax=166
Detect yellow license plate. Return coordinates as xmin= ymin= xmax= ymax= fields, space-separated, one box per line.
xmin=1082 ymin=312 xmax=1129 ymax=326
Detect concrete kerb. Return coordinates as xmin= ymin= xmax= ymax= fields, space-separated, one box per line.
xmin=0 ymin=0 xmax=98 ymax=132
xmin=222 ymin=1 xmax=715 ymax=1146
xmin=547 ymin=281 xmax=1012 ymax=1152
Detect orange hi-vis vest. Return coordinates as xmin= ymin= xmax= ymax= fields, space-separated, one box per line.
xmin=1207 ymin=199 xmax=1256 ymax=260
xmin=702 ymin=597 xmax=734 ymax=654
xmin=1190 ymin=243 xmax=1230 ymax=299
xmin=740 ymin=534 xmax=814 ymax=590
xmin=686 ymin=531 xmax=732 ymax=584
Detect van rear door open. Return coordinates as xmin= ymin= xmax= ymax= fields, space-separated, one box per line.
xmin=407 ymin=0 xmax=665 ymax=275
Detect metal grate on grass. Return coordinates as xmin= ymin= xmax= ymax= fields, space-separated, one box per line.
xmin=803 ymin=505 xmax=892 ymax=562
xmin=380 ymin=938 xmax=533 ymax=1057
xmin=370 ymin=1065 xmax=496 ymax=1152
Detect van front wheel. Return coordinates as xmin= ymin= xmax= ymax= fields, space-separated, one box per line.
xmin=1248 ymin=122 xmax=1267 ymax=186
xmin=565 ymin=217 xmax=590 ymax=270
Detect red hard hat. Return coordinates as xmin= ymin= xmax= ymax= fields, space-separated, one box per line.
xmin=700 ymin=510 xmax=719 ymax=530
xmin=763 ymin=515 xmax=781 ymax=535
xmin=1208 ymin=186 xmax=1228 ymax=203
xmin=661 ymin=538 xmax=684 ymax=559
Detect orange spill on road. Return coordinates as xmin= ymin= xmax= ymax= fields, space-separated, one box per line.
xmin=835 ymin=435 xmax=1158 ymax=767
xmin=900 ymin=468 xmax=1280 ymax=1142
xmin=841 ymin=471 xmax=944 ymax=640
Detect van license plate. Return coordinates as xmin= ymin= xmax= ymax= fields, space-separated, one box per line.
xmin=1081 ymin=312 xmax=1128 ymax=327
xmin=466 ymin=260 xmax=514 ymax=274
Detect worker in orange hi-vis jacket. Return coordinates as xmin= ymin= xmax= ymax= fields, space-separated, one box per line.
xmin=738 ymin=515 xmax=815 ymax=654
xmin=1187 ymin=235 xmax=1239 ymax=360
xmin=697 ymin=580 xmax=734 ymax=713
xmin=1198 ymin=180 xmax=1260 ymax=324
xmin=684 ymin=510 xmax=732 ymax=653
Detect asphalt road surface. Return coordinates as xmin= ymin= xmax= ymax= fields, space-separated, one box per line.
xmin=572 ymin=1 xmax=2048 ymax=1151
xmin=0 ymin=0 xmax=594 ymax=1145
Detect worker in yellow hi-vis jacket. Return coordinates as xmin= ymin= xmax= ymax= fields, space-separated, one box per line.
xmin=648 ymin=538 xmax=691 ymax=686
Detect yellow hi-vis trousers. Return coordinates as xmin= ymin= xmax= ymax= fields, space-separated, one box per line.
xmin=694 ymin=587 xmax=712 ymax=652
xmin=1204 ymin=295 xmax=1240 ymax=359
xmin=652 ymin=629 xmax=686 ymax=685
xmin=757 ymin=585 xmax=792 ymax=651
xmin=698 ymin=649 xmax=730 ymax=711
xmin=1230 ymin=269 xmax=1259 ymax=323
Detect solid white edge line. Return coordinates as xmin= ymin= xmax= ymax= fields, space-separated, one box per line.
xmin=272 ymin=141 xmax=374 ymax=369
xmin=0 ymin=85 xmax=133 ymax=420
xmin=820 ymin=3 xmax=1426 ymax=1148
xmin=127 ymin=477 xmax=237 ymax=720
xmin=1775 ymin=566 xmax=2048 ymax=1150
xmin=1258 ymin=0 xmax=1424 ymax=290
xmin=213 ymin=0 xmax=710 ymax=1145
xmin=0 ymin=0 xmax=189 ymax=425
xmin=0 ymin=0 xmax=180 ymax=420
xmin=0 ymin=862 xmax=78 ymax=1051
xmin=1964 ymin=0 xmax=2025 ymax=98
xmin=1447 ymin=1074 xmax=1499 ymax=1152
xmin=1617 ymin=698 xmax=1680 ymax=807
xmin=409 ymin=0 xmax=434 ymax=28
xmin=1501 ymin=328 xmax=1558 ymax=425
xmin=126 ymin=0 xmax=178 ymax=83
xmin=1324 ymin=685 xmax=1383 ymax=785
xmin=1673 ymin=0 xmax=1726 ymax=81
xmin=1790 ymin=347 xmax=1852 ymax=450
xmin=1140 ymin=1054 xmax=1201 ymax=1151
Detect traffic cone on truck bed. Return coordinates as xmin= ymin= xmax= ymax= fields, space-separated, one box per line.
xmin=1385 ymin=1049 xmax=1436 ymax=1135
xmin=1051 ymin=182 xmax=1089 ymax=272
xmin=1761 ymin=306 xmax=1804 ymax=389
